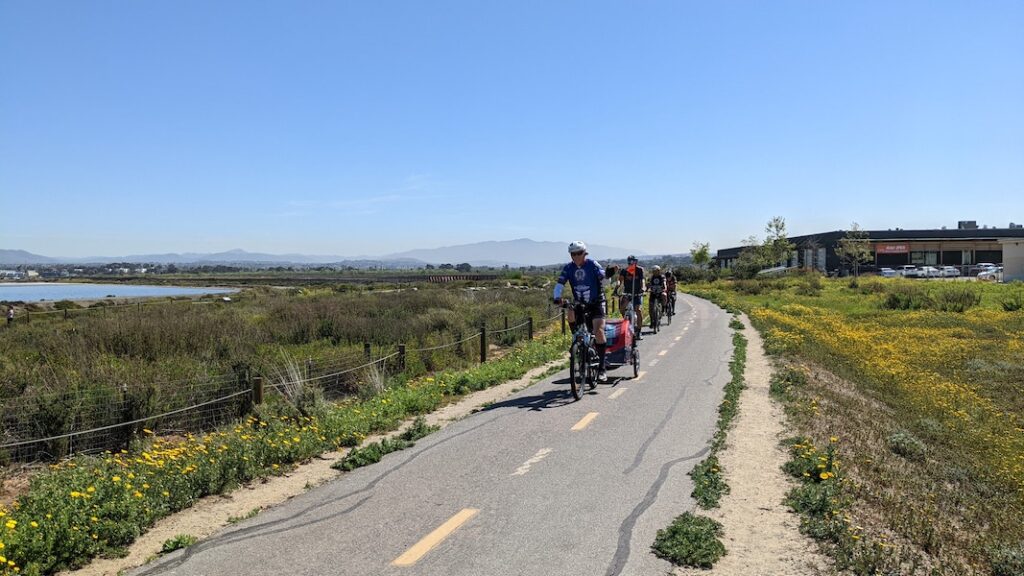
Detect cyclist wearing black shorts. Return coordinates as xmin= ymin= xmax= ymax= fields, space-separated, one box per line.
xmin=619 ymin=255 xmax=644 ymax=339
xmin=553 ymin=241 xmax=609 ymax=382
xmin=648 ymin=265 xmax=667 ymax=327
xmin=664 ymin=269 xmax=677 ymax=314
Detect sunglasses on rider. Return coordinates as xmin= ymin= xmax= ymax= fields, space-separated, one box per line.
xmin=570 ymin=250 xmax=585 ymax=257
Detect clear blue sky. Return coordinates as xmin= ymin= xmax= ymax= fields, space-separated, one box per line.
xmin=2 ymin=1 xmax=1022 ymax=258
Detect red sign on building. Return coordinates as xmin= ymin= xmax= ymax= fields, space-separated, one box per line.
xmin=875 ymin=244 xmax=909 ymax=254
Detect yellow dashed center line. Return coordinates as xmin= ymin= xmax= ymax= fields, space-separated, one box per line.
xmin=674 ymin=336 xmax=682 ymax=341
xmin=571 ymin=412 xmax=600 ymax=431
xmin=392 ymin=508 xmax=479 ymax=567
xmin=658 ymin=350 xmax=668 ymax=356
xmin=635 ymin=370 xmax=647 ymax=381
xmin=608 ymin=388 xmax=627 ymax=400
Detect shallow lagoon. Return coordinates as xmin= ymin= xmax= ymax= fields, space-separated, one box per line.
xmin=0 ymin=282 xmax=236 ymax=302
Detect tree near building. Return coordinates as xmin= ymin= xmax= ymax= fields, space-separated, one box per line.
xmin=763 ymin=216 xmax=796 ymax=267
xmin=690 ymin=242 xmax=711 ymax=270
xmin=835 ymin=223 xmax=873 ymax=277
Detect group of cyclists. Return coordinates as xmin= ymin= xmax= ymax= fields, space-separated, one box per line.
xmin=552 ymin=240 xmax=677 ymax=383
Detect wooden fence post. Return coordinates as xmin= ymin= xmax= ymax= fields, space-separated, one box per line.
xmin=504 ymin=316 xmax=508 ymax=331
xmin=363 ymin=342 xmax=371 ymax=361
xmin=64 ymin=308 xmax=69 ymax=320
xmin=252 ymin=376 xmax=264 ymax=406
xmin=398 ymin=344 xmax=406 ymax=371
xmin=480 ymin=324 xmax=487 ymax=363
xmin=528 ymin=316 xmax=533 ymax=340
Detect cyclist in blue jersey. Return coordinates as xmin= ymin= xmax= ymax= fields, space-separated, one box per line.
xmin=553 ymin=240 xmax=609 ymax=382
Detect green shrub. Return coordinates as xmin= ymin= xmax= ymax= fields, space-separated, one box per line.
xmin=651 ymin=513 xmax=726 ymax=568
xmin=881 ymin=284 xmax=932 ymax=310
xmin=1000 ymin=290 xmax=1023 ymax=312
xmin=887 ymin=431 xmax=927 ymax=461
xmin=690 ymin=456 xmax=729 ymax=508
xmin=990 ymin=543 xmax=1024 ymax=576
xmin=934 ymin=286 xmax=981 ymax=313
xmin=161 ymin=534 xmax=197 ymax=554
xmin=769 ymin=366 xmax=807 ymax=401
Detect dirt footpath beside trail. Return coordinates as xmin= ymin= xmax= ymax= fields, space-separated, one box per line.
xmin=674 ymin=313 xmax=826 ymax=576
xmin=65 ymin=359 xmax=567 ymax=576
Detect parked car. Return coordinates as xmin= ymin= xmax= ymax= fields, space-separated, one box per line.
xmin=978 ymin=266 xmax=1003 ymax=282
xmin=971 ymin=263 xmax=998 ymax=276
xmin=879 ymin=267 xmax=897 ymax=278
xmin=940 ymin=266 xmax=961 ymax=277
xmin=919 ymin=266 xmax=941 ymax=278
xmin=896 ymin=265 xmax=918 ymax=278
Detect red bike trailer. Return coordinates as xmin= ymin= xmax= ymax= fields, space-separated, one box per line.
xmin=603 ymin=318 xmax=640 ymax=377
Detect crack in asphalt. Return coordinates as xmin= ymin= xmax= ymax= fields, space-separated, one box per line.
xmin=132 ymin=413 xmax=508 ymax=575
xmin=605 ymin=446 xmax=711 ymax=576
xmin=623 ymin=343 xmax=729 ymax=475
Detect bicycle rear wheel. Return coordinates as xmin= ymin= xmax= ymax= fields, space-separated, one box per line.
xmin=570 ymin=339 xmax=587 ymax=400
xmin=632 ymin=346 xmax=640 ymax=378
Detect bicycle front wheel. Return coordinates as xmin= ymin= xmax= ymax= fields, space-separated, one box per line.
xmin=570 ymin=340 xmax=587 ymax=400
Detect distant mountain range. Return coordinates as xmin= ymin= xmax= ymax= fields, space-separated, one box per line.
xmin=0 ymin=239 xmax=650 ymax=268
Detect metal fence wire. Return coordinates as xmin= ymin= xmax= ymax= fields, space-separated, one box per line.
xmin=0 ymin=311 xmax=553 ymax=464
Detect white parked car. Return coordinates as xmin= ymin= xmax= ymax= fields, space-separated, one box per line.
xmin=919 ymin=266 xmax=941 ymax=278
xmin=978 ymin=266 xmax=1003 ymax=282
xmin=972 ymin=263 xmax=998 ymax=276
xmin=939 ymin=266 xmax=961 ymax=277
xmin=896 ymin=265 xmax=918 ymax=278
xmin=880 ymin=267 xmax=897 ymax=278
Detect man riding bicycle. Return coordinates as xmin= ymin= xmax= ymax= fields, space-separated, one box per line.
xmin=664 ymin=269 xmax=677 ymax=315
xmin=553 ymin=241 xmax=609 ymax=382
xmin=648 ymin=265 xmax=668 ymax=328
xmin=619 ymin=255 xmax=644 ymax=340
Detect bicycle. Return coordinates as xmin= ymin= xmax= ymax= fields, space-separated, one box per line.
xmin=560 ymin=301 xmax=598 ymax=400
xmin=649 ymin=292 xmax=663 ymax=334
xmin=665 ymin=292 xmax=675 ymax=325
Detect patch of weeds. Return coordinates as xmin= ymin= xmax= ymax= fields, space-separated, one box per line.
xmin=711 ymin=332 xmax=747 ymax=452
xmin=728 ymin=316 xmax=744 ymax=330
xmin=227 ymin=507 xmax=261 ymax=524
xmin=887 ymin=431 xmax=927 ymax=461
xmin=160 ymin=534 xmax=198 ymax=554
xmin=651 ymin=512 xmax=726 ymax=568
xmin=989 ymin=543 xmax=1024 ymax=576
xmin=881 ymin=284 xmax=932 ymax=310
xmin=399 ymin=416 xmax=439 ymax=442
xmin=689 ymin=456 xmax=729 ymax=508
xmin=332 ymin=417 xmax=438 ymax=472
xmin=1000 ymin=290 xmax=1023 ymax=312
xmin=769 ymin=366 xmax=806 ymax=401
xmin=934 ymin=285 xmax=981 ymax=313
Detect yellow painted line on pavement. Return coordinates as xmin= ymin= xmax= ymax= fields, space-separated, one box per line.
xmin=608 ymin=388 xmax=627 ymax=400
xmin=658 ymin=350 xmax=668 ymax=356
xmin=635 ymin=370 xmax=647 ymax=381
xmin=674 ymin=336 xmax=682 ymax=341
xmin=392 ymin=508 xmax=479 ymax=567
xmin=571 ymin=412 xmax=600 ymax=431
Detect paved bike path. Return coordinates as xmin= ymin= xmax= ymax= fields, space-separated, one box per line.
xmin=131 ymin=294 xmax=732 ymax=576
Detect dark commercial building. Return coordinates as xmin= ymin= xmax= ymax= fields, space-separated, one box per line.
xmin=715 ymin=221 xmax=1024 ymax=281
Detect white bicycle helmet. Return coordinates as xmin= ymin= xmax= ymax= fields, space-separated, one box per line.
xmin=568 ymin=241 xmax=587 ymax=253
xmin=653 ymin=265 xmax=662 ymax=272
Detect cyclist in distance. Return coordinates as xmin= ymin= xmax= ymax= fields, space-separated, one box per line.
xmin=553 ymin=241 xmax=609 ymax=382
xmin=664 ymin=268 xmax=677 ymax=315
xmin=619 ymin=255 xmax=645 ymax=339
xmin=648 ymin=265 xmax=667 ymax=327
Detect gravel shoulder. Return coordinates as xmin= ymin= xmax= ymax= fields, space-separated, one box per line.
xmin=673 ymin=313 xmax=827 ymax=576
